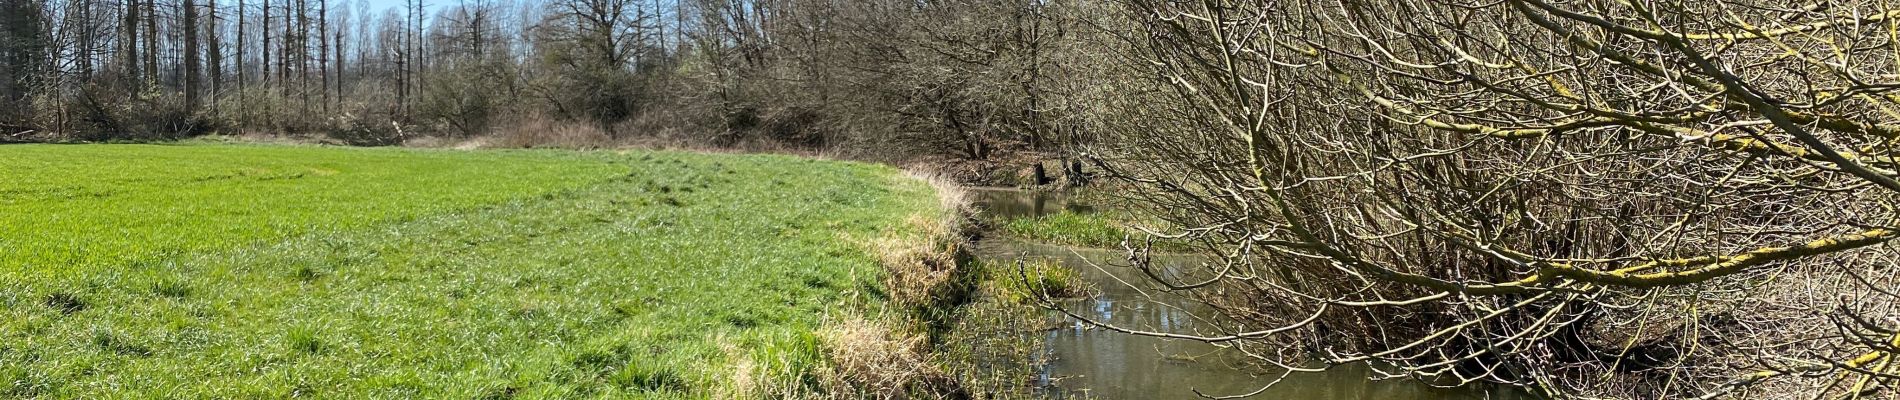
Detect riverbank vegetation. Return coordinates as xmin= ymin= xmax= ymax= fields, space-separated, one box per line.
xmin=932 ymin=257 xmax=1092 ymax=399
xmin=1000 ymin=207 xmax=1198 ymax=253
xmin=1001 ymin=212 xmax=1125 ymax=250
xmin=1 ymin=144 xmax=960 ymax=398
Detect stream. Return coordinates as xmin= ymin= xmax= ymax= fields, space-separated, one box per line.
xmin=968 ymin=188 xmax=1532 ymax=399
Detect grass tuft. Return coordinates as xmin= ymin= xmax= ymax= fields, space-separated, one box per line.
xmin=150 ymin=279 xmax=193 ymax=298
xmin=91 ymin=329 xmax=153 ymax=357
xmin=614 ymin=364 xmax=689 ymax=393
xmin=42 ymin=292 xmax=87 ymax=314
xmin=1002 ymin=211 xmax=1127 ymax=248
xmin=290 ymin=264 xmax=324 ymax=281
xmin=475 ymin=386 xmax=520 ymax=400
xmin=1001 ymin=208 xmax=1196 ymax=251
xmin=570 ymin=346 xmax=630 ymax=373
xmin=287 ymin=328 xmax=325 ymax=354
xmin=989 ymin=259 xmax=1093 ymax=304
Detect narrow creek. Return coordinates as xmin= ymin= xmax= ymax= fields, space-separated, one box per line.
xmin=967 ymin=188 xmax=1533 ymax=399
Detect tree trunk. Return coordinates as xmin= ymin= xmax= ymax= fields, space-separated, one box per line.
xmin=183 ymin=0 xmax=201 ymax=108
xmin=278 ymin=0 xmax=288 ymax=91
xmin=332 ymin=29 xmax=341 ymax=102
xmin=77 ymin=0 xmax=95 ymax=79
xmin=234 ymin=0 xmax=242 ymax=90
xmin=260 ymin=0 xmax=268 ymax=88
xmin=143 ymin=0 xmax=156 ymax=85
xmin=317 ymin=0 xmax=326 ymax=112
xmin=295 ymin=0 xmax=306 ymax=109
xmin=206 ymin=0 xmax=221 ymax=103
xmin=395 ymin=1 xmax=406 ymax=111
xmin=410 ymin=0 xmax=422 ymax=112
xmin=235 ymin=0 xmax=244 ymax=125
xmin=124 ymin=0 xmax=139 ymax=82
xmin=0 ymin=0 xmax=46 ymax=106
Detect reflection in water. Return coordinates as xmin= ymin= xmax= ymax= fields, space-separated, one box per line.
xmin=968 ymin=188 xmax=1093 ymax=219
xmin=971 ymin=189 xmax=1531 ymax=400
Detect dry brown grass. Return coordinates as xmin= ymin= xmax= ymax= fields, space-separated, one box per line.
xmin=466 ymin=113 xmax=860 ymax=158
xmin=806 ymin=169 xmax=975 ymax=400
xmin=484 ymin=114 xmax=618 ymax=149
xmin=870 ymin=231 xmax=963 ymax=309
xmin=813 ymin=317 xmax=964 ymax=399
xmin=871 ymin=171 xmax=972 ymax=308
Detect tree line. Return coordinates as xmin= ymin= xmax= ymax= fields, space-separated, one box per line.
xmin=0 ymin=0 xmax=1106 ymax=169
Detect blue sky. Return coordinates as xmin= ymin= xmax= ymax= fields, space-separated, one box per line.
xmin=343 ymin=0 xmax=547 ymax=24
xmin=343 ymin=0 xmax=447 ymax=19
xmin=358 ymin=0 xmax=420 ymax=15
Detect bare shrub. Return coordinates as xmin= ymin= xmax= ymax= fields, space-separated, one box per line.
xmin=320 ymin=109 xmax=406 ymax=147
xmin=487 ymin=113 xmax=614 ymax=149
xmin=63 ymin=87 xmax=212 ymax=141
xmin=1089 ymin=0 xmax=1900 ymax=398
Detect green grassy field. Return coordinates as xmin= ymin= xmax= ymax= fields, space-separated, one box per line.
xmin=1 ymin=144 xmax=947 ymax=398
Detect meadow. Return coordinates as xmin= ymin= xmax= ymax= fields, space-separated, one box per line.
xmin=0 ymin=144 xmax=948 ymax=398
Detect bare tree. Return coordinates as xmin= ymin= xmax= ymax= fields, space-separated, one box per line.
xmin=182 ymin=0 xmax=201 ymax=107
xmin=234 ymin=0 xmax=242 ymax=93
xmin=0 ymin=0 xmax=48 ymax=123
xmin=260 ymin=0 xmax=269 ymax=88
xmin=206 ymin=0 xmax=221 ymax=102
xmin=5 ymin=0 xmax=1105 ymax=162
xmin=124 ymin=0 xmax=141 ymax=82
xmin=142 ymin=0 xmax=155 ymax=83
xmin=1087 ymin=0 xmax=1900 ymax=398
xmin=317 ymin=0 xmax=326 ymax=110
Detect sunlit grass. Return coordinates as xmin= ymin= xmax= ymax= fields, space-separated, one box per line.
xmin=1001 ymin=211 xmax=1128 ymax=248
xmin=0 ymin=144 xmax=621 ymax=274
xmin=1 ymin=144 xmax=945 ymax=398
xmin=1000 ymin=208 xmax=1198 ymax=253
xmin=983 ymin=259 xmax=1092 ymax=304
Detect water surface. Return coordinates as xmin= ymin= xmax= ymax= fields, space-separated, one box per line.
xmin=969 ymin=188 xmax=1532 ymax=399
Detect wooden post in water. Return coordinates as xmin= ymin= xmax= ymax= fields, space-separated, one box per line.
xmin=1063 ymin=159 xmax=1087 ymax=187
